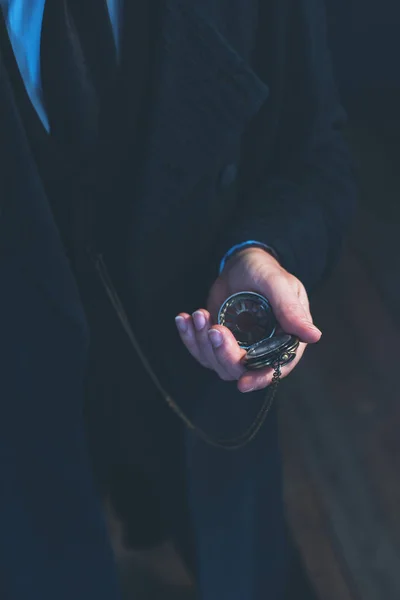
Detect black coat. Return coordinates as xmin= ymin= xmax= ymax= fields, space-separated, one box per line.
xmin=1 ymin=0 xmax=356 ymax=364
xmin=107 ymin=0 xmax=357 ymax=408
xmin=122 ymin=0 xmax=356 ymax=293
xmin=0 ymin=1 xmax=356 ymax=599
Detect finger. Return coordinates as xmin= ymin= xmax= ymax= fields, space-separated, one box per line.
xmin=265 ymin=278 xmax=321 ymax=344
xmin=192 ymin=310 xmax=230 ymax=377
xmin=192 ymin=311 xmax=244 ymax=380
xmin=175 ymin=313 xmax=209 ymax=368
xmin=207 ymin=325 xmax=247 ymax=380
xmin=298 ymin=287 xmax=311 ymax=314
xmin=237 ymin=342 xmax=307 ymax=393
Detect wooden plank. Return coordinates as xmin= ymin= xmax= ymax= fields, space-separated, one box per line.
xmin=311 ymin=249 xmax=400 ymax=539
xmin=281 ymin=246 xmax=400 ymax=600
xmin=282 ymin=417 xmax=357 ymax=600
xmin=281 ymin=368 xmax=400 ymax=600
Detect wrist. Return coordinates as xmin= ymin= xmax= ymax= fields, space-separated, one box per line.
xmin=228 ymin=246 xmax=280 ymax=268
xmin=220 ymin=242 xmax=280 ymax=274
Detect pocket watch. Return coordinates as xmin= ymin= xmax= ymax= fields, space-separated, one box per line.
xmin=218 ymin=292 xmax=299 ymax=370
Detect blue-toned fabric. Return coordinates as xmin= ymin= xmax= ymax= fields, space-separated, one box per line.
xmin=0 ymin=0 xmax=122 ymax=131
xmin=106 ymin=0 xmax=122 ymax=59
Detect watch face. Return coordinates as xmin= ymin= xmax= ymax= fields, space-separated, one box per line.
xmin=218 ymin=292 xmax=276 ymax=349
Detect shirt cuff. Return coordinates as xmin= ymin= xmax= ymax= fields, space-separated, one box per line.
xmin=219 ymin=241 xmax=279 ymax=274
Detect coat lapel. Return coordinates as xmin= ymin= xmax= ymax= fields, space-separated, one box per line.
xmin=132 ymin=0 xmax=270 ymax=236
xmin=0 ymin=51 xmax=88 ymax=334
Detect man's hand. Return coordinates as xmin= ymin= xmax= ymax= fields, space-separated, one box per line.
xmin=175 ymin=247 xmax=321 ymax=393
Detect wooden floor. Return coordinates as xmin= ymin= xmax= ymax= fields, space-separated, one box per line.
xmin=281 ymin=133 xmax=400 ymax=600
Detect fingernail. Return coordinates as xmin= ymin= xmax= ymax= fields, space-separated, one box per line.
xmin=193 ymin=311 xmax=206 ymax=331
xmin=208 ymin=329 xmax=223 ymax=348
xmin=242 ymin=387 xmax=255 ymax=394
xmin=175 ymin=316 xmax=187 ymax=333
xmin=305 ymin=321 xmax=322 ymax=336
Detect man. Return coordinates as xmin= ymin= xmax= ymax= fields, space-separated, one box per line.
xmin=0 ymin=1 xmax=356 ymax=599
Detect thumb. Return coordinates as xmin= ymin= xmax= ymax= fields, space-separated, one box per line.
xmin=264 ymin=280 xmax=322 ymax=344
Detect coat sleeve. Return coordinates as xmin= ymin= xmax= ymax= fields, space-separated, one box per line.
xmin=217 ymin=0 xmax=357 ymax=292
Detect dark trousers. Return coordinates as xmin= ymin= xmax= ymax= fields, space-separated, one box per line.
xmin=0 ymin=250 xmax=290 ymax=600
